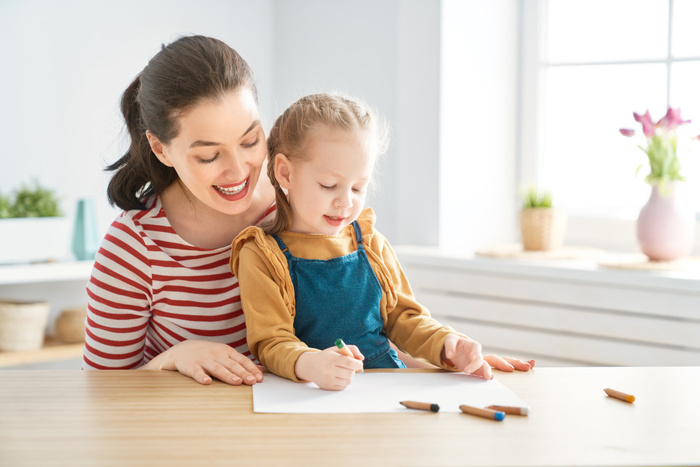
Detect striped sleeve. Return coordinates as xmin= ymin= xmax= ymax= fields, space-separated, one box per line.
xmin=82 ymin=215 xmax=152 ymax=370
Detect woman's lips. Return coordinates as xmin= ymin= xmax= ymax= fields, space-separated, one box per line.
xmin=213 ymin=179 xmax=249 ymax=200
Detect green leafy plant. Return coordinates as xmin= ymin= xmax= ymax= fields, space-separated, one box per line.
xmin=0 ymin=181 xmax=62 ymax=218
xmin=522 ymin=186 xmax=553 ymax=209
xmin=0 ymin=194 xmax=11 ymax=218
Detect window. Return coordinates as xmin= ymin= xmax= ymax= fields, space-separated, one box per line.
xmin=439 ymin=0 xmax=699 ymax=254
xmin=522 ymin=0 xmax=700 ymax=220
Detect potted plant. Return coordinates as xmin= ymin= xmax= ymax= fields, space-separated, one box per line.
xmin=0 ymin=181 xmax=71 ymax=264
xmin=519 ymin=187 xmax=566 ymax=251
xmin=619 ymin=108 xmax=697 ymax=261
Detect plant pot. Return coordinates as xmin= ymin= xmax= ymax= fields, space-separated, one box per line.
xmin=0 ymin=300 xmax=51 ymax=351
xmin=0 ymin=217 xmax=72 ymax=264
xmin=519 ymin=207 xmax=567 ymax=251
xmin=637 ymin=183 xmax=695 ymax=262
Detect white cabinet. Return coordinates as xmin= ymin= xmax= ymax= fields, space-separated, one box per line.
xmin=395 ymin=247 xmax=700 ymax=367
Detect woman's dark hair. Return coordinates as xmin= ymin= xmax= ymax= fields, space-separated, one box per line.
xmin=107 ymin=35 xmax=257 ymax=210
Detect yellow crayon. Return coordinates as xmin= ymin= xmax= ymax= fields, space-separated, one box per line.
xmin=604 ymin=388 xmax=635 ymax=403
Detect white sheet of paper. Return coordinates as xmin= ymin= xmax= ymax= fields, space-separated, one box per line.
xmin=253 ymin=372 xmax=529 ymax=413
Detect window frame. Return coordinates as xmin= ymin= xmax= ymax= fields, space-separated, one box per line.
xmin=518 ymin=0 xmax=700 ymax=254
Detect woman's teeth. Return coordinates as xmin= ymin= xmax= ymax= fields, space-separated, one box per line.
xmin=214 ymin=181 xmax=247 ymax=195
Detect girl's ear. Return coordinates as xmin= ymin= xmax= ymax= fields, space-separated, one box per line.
xmin=146 ymin=131 xmax=173 ymax=167
xmin=274 ymin=153 xmax=292 ymax=189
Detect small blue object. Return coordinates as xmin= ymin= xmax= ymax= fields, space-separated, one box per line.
xmin=494 ymin=411 xmax=505 ymax=421
xmin=72 ymin=197 xmax=100 ymax=261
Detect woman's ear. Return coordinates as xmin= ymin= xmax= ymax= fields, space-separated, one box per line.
xmin=146 ymin=131 xmax=173 ymax=167
xmin=274 ymin=153 xmax=292 ymax=189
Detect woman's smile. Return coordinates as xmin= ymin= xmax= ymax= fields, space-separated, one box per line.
xmin=213 ymin=178 xmax=249 ymax=200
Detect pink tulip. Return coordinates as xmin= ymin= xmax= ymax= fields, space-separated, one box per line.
xmin=619 ymin=128 xmax=635 ymax=137
xmin=633 ymin=110 xmax=655 ymax=137
xmin=657 ymin=107 xmax=691 ymax=130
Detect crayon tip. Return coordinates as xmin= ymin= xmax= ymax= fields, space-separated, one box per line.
xmin=494 ymin=412 xmax=505 ymax=421
xmin=335 ymin=338 xmax=344 ymax=348
xmin=429 ymin=404 xmax=440 ymax=413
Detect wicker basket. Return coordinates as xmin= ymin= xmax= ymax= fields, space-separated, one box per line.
xmin=55 ymin=307 xmax=88 ymax=344
xmin=519 ymin=207 xmax=567 ymax=251
xmin=0 ymin=300 xmax=51 ymax=352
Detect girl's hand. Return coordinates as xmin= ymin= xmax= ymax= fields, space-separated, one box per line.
xmin=294 ymin=345 xmax=364 ymax=391
xmin=441 ymin=334 xmax=493 ymax=380
xmin=141 ymin=340 xmax=264 ymax=386
xmin=484 ymin=354 xmax=536 ymax=372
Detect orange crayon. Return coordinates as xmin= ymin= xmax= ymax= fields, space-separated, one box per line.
xmin=459 ymin=404 xmax=505 ymax=421
xmin=604 ymin=388 xmax=635 ymax=403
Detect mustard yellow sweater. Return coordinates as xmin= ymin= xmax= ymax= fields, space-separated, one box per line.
xmin=230 ymin=208 xmax=467 ymax=381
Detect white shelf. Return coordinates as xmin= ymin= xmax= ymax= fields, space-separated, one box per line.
xmin=0 ymin=261 xmax=93 ymax=285
xmin=394 ymin=246 xmax=700 ymax=294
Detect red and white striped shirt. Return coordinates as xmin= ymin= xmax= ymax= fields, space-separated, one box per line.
xmin=82 ymin=195 xmax=276 ymax=370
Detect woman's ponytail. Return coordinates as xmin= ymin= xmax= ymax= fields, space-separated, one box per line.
xmin=106 ymin=75 xmax=174 ymax=210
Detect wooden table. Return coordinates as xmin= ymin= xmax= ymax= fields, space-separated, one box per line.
xmin=1 ymin=367 xmax=698 ymax=467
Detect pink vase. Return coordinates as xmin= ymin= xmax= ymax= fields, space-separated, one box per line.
xmin=636 ymin=183 xmax=696 ymax=262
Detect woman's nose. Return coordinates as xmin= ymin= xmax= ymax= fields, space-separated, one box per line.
xmin=223 ymin=152 xmax=244 ymax=177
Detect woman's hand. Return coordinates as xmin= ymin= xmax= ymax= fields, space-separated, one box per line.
xmin=140 ymin=340 xmax=264 ymax=386
xmin=441 ymin=334 xmax=493 ymax=380
xmin=294 ymin=345 xmax=364 ymax=391
xmin=484 ymin=354 xmax=536 ymax=372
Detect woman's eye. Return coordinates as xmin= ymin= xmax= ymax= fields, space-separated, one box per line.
xmin=199 ymin=154 xmax=219 ymax=164
xmin=242 ymin=138 xmax=259 ymax=148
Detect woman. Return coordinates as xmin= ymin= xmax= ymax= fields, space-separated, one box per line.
xmin=83 ymin=35 xmax=533 ymax=385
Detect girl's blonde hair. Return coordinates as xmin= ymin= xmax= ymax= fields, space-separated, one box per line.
xmin=265 ymin=93 xmax=389 ymax=235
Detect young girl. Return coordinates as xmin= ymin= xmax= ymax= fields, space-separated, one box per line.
xmin=231 ymin=93 xmax=503 ymax=391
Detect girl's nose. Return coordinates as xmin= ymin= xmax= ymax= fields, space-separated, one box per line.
xmin=334 ymin=191 xmax=352 ymax=209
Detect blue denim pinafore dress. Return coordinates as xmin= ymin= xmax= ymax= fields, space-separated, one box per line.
xmin=273 ymin=221 xmax=405 ymax=369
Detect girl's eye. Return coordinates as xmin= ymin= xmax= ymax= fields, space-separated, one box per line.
xmin=242 ymin=138 xmax=259 ymax=148
xmin=320 ymin=184 xmax=335 ymax=190
xmin=352 ymin=187 xmax=365 ymax=194
xmin=199 ymin=154 xmax=219 ymax=164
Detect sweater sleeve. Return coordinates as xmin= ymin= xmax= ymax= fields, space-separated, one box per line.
xmin=82 ymin=216 xmax=152 ymax=370
xmin=357 ymin=210 xmax=468 ymax=370
xmin=231 ymin=229 xmax=318 ymax=381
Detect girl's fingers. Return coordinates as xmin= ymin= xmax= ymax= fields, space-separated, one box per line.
xmin=347 ymin=345 xmax=365 ymax=361
xmin=464 ymin=353 xmax=485 ymax=375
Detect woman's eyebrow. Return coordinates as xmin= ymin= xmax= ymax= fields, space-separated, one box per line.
xmin=188 ymin=120 xmax=260 ymax=149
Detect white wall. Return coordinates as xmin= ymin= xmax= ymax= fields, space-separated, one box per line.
xmin=271 ymin=0 xmax=441 ymax=244
xmin=439 ymin=0 xmax=520 ymax=252
xmin=1 ymin=0 xmax=443 ymax=251
xmin=0 ymin=0 xmax=275 ymax=244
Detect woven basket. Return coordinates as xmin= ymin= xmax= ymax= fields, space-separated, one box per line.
xmin=0 ymin=300 xmax=51 ymax=352
xmin=55 ymin=307 xmax=88 ymax=344
xmin=519 ymin=207 xmax=567 ymax=251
